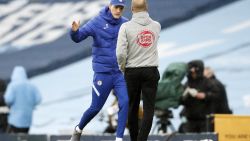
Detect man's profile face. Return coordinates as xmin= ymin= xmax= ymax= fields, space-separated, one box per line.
xmin=109 ymin=5 xmax=124 ymax=19
xmin=204 ymin=68 xmax=213 ymax=79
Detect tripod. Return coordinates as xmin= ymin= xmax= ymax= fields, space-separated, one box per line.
xmin=152 ymin=109 xmax=175 ymax=134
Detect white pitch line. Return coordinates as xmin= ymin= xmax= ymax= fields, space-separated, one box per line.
xmin=159 ymin=39 xmax=224 ymax=58
xmin=222 ymin=20 xmax=250 ymax=34
xmin=158 ymin=42 xmax=176 ymax=52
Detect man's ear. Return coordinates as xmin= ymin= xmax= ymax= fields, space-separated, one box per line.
xmin=109 ymin=4 xmax=112 ymax=10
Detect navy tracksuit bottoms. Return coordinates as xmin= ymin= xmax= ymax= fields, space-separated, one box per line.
xmin=78 ymin=71 xmax=128 ymax=138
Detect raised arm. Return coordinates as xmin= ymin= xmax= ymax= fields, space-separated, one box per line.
xmin=70 ymin=20 xmax=94 ymax=43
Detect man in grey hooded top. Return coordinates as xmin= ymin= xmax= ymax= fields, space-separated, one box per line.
xmin=4 ymin=66 xmax=41 ymax=133
xmin=116 ymin=0 xmax=161 ymax=140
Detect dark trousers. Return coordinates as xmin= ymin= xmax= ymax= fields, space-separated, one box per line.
xmin=125 ymin=67 xmax=160 ymax=141
xmin=179 ymin=119 xmax=207 ymax=133
xmin=0 ymin=114 xmax=8 ymax=133
xmin=7 ymin=124 xmax=29 ymax=134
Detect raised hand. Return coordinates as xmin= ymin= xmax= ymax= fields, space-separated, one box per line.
xmin=72 ymin=20 xmax=80 ymax=32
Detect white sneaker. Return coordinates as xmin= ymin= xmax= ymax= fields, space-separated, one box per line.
xmin=70 ymin=126 xmax=82 ymax=141
xmin=116 ymin=137 xmax=123 ymax=141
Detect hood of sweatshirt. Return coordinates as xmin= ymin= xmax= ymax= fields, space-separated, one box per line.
xmin=132 ymin=11 xmax=152 ymax=26
xmin=11 ymin=66 xmax=27 ymax=82
xmin=187 ymin=60 xmax=204 ymax=81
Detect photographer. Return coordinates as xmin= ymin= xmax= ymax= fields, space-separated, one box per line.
xmin=179 ymin=60 xmax=220 ymax=133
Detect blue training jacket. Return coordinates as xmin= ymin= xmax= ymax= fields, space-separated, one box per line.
xmin=70 ymin=6 xmax=128 ymax=72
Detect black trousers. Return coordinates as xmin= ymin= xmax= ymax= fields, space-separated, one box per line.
xmin=7 ymin=124 xmax=29 ymax=134
xmin=0 ymin=114 xmax=8 ymax=133
xmin=179 ymin=119 xmax=207 ymax=133
xmin=125 ymin=67 xmax=160 ymax=141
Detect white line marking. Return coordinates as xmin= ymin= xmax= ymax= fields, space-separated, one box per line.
xmin=222 ymin=20 xmax=250 ymax=34
xmin=159 ymin=39 xmax=224 ymax=58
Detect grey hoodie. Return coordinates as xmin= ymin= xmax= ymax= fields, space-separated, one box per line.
xmin=116 ymin=11 xmax=161 ymax=71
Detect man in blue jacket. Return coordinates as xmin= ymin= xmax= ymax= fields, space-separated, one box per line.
xmin=70 ymin=0 xmax=128 ymax=141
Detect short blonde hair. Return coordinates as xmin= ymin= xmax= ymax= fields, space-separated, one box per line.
xmin=131 ymin=0 xmax=148 ymax=12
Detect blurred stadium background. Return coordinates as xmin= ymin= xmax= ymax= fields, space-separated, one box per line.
xmin=0 ymin=0 xmax=249 ymax=137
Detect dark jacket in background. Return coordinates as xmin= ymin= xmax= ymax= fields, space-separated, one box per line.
xmin=180 ymin=60 xmax=220 ymax=120
xmin=209 ymin=75 xmax=232 ymax=114
xmin=179 ymin=60 xmax=221 ymax=133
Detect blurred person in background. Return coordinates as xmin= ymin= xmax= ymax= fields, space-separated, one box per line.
xmin=70 ymin=0 xmax=129 ymax=141
xmin=179 ymin=60 xmax=220 ymax=133
xmin=0 ymin=79 xmax=8 ymax=133
xmin=4 ymin=66 xmax=42 ymax=134
xmin=204 ymin=67 xmax=232 ymax=114
xmin=116 ymin=0 xmax=161 ymax=140
xmin=104 ymin=92 xmax=119 ymax=134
